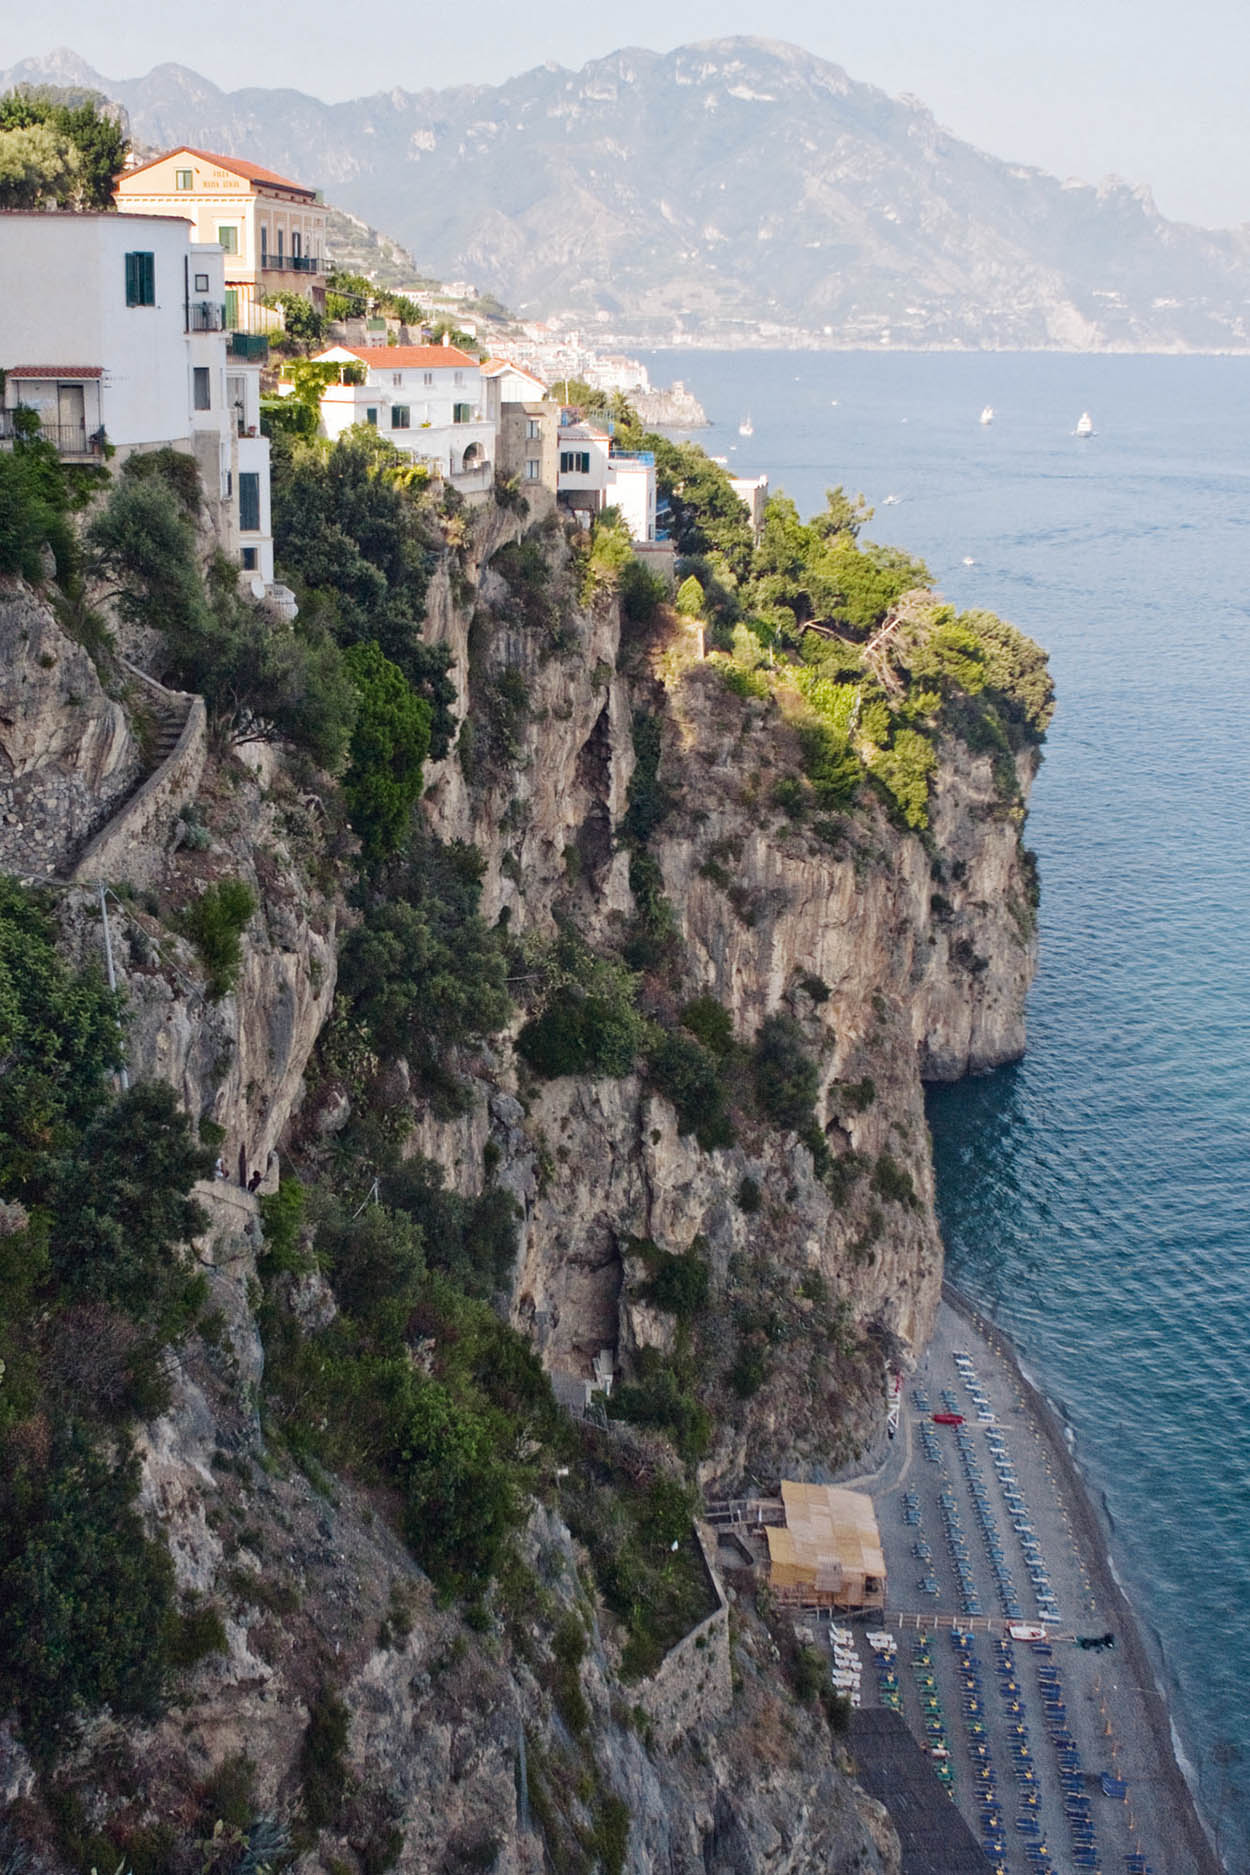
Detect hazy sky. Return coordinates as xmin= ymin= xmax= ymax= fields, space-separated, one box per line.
xmin=10 ymin=0 xmax=1250 ymax=227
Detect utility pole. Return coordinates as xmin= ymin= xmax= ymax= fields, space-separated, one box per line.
xmin=98 ymin=881 xmax=129 ymax=1091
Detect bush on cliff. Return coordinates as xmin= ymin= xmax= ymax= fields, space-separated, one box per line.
xmin=341 ymin=640 xmax=433 ymax=864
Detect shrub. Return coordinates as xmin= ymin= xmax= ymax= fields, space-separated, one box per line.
xmin=607 ymin=1355 xmax=711 ymax=1463
xmin=181 ymin=879 xmax=257 ymax=999
xmin=736 ymin=1175 xmax=762 ymax=1214
xmin=645 ymin=1029 xmax=733 ymax=1150
xmin=681 ymin=995 xmax=734 ymax=1057
xmin=300 ymin=1683 xmax=350 ymax=1828
xmin=752 ymin=1012 xmax=820 ymax=1134
xmin=636 ymin=1242 xmax=710 ymax=1321
xmin=516 ymin=937 xmax=645 ymax=1081
xmin=872 ymin=1150 xmax=918 ymax=1208
xmin=798 ymin=721 xmax=861 ymax=812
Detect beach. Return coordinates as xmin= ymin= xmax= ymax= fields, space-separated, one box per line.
xmin=840 ymin=1288 xmax=1222 ymax=1875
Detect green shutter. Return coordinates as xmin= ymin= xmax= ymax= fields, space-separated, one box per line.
xmin=125 ymin=252 xmax=155 ymax=306
xmin=239 ymin=472 xmax=260 ymax=532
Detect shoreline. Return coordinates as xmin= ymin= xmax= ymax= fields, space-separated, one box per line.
xmin=940 ymin=1278 xmax=1222 ymax=1875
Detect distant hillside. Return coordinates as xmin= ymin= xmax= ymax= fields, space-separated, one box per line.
xmin=7 ymin=39 xmax=1250 ymax=350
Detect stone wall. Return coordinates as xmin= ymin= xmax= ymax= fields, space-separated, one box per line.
xmin=634 ymin=1523 xmax=733 ymax=1749
xmin=70 ymin=670 xmax=206 ymax=889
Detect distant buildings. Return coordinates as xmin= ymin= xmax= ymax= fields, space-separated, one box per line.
xmin=0 ymin=209 xmax=277 ymax=592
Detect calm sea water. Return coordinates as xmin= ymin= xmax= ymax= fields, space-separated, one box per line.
xmin=643 ymin=348 xmax=1250 ymax=1857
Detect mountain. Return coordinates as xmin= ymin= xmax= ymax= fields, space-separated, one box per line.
xmin=7 ymin=38 xmax=1250 ymax=349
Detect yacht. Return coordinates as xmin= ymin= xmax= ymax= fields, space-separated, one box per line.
xmin=1076 ymin=411 xmax=1094 ymax=437
xmin=980 ymin=405 xmax=994 ymax=425
xmin=738 ymin=414 xmax=754 ymax=437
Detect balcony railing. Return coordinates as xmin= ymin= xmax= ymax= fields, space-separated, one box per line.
xmin=0 ymin=412 xmax=102 ymax=457
xmin=609 ymin=449 xmax=655 ymax=466
xmin=261 ymin=254 xmax=324 ymax=275
xmin=186 ymin=299 xmax=226 ymax=332
xmin=229 ymin=332 xmax=269 ymax=362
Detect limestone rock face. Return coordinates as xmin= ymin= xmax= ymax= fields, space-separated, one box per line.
xmin=411 ymin=527 xmax=1041 ymax=1467
xmin=0 ymin=579 xmax=140 ymax=874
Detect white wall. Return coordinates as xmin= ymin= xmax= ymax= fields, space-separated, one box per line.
xmin=0 ymin=213 xmax=202 ymax=452
xmin=606 ymin=456 xmax=657 ymax=542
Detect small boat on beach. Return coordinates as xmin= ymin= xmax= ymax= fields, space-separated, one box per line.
xmin=1076 ymin=411 xmax=1094 ymax=437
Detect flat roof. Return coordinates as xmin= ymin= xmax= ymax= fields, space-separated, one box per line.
xmin=766 ymin=1482 xmax=886 ymax=1594
xmin=849 ymin=1709 xmax=993 ymax=1873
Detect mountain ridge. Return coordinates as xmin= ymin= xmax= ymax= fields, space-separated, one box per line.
xmin=6 ymin=38 xmax=1250 ymax=350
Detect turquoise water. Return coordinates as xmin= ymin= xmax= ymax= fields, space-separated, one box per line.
xmin=643 ymin=348 xmax=1250 ymax=1856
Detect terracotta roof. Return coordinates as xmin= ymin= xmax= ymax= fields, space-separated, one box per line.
xmin=120 ymin=148 xmax=317 ymax=198
xmin=10 ymin=365 xmax=102 ymax=379
xmin=481 ymin=357 xmax=548 ymax=388
xmin=337 ymin=345 xmax=481 ymax=370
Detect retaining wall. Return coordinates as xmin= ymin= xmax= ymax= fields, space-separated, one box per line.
xmin=634 ymin=1522 xmax=733 ymax=1748
xmin=69 ymin=662 xmax=206 ymax=888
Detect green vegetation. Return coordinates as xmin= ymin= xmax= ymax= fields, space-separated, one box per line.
xmin=0 ymin=425 xmax=80 ymax=583
xmin=270 ymin=429 xmax=456 ymax=757
xmin=341 ymin=641 xmax=432 ymax=863
xmin=0 ymin=879 xmax=211 ymax=1759
xmin=179 ymin=879 xmax=257 ymax=999
xmin=89 ymin=454 xmax=356 ymax=769
xmin=0 ymin=89 xmax=126 ymax=209
xmin=517 ymin=932 xmax=646 ymax=1080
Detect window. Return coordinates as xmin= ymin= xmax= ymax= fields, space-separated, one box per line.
xmin=525 ymin=458 xmax=541 ymax=481
xmin=276 ymin=229 xmax=284 ymax=261
xmin=216 ymin=225 xmax=238 ymax=255
xmin=392 ymin=373 xmax=403 ymax=387
xmin=423 ymin=372 xmax=433 ymax=386
xmin=453 ymin=403 xmax=472 ymax=424
xmin=560 ymin=450 xmax=591 ymax=475
xmin=239 ymin=471 xmax=260 ymax=532
xmin=366 ymin=407 xmax=378 ymax=427
xmin=292 ymin=232 xmax=301 ymax=260
xmin=391 ymin=406 xmax=410 ymax=429
xmin=175 ymin=168 xmax=193 ymax=191
xmin=192 ymin=367 xmax=211 ymax=411
xmin=260 ymin=225 xmax=268 ymax=262
xmin=453 ymin=370 xmax=463 ymax=385
xmin=526 ymin=418 xmax=542 ymax=439
xmin=241 ymin=547 xmax=258 ymax=570
xmin=193 ymin=271 xmax=209 ymax=293
xmin=124 ymin=251 xmax=155 ymax=306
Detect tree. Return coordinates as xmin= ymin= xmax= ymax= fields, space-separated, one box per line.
xmin=341 ymin=641 xmax=432 ymax=862
xmin=48 ymin=1080 xmax=210 ymax=1329
xmin=0 ymin=88 xmax=127 ymax=207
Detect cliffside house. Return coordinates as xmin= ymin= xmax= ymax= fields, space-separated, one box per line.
xmin=556 ymin=414 xmax=658 ymax=545
xmin=0 ymin=211 xmax=277 ymax=593
xmin=115 ymin=147 xmax=327 ymax=336
xmin=729 ymin=471 xmax=769 ymax=539
xmin=305 ymin=344 xmax=495 ymax=497
xmin=482 ymin=358 xmax=561 ymax=496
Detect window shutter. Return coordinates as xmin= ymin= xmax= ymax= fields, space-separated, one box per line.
xmin=239 ymin=472 xmax=260 ymax=532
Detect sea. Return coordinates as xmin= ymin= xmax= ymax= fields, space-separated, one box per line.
xmin=641 ymin=347 xmax=1250 ymax=1861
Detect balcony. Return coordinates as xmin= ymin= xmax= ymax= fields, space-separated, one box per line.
xmin=609 ymin=449 xmax=655 ymax=466
xmin=0 ymin=412 xmax=103 ymax=458
xmin=261 ymin=254 xmax=324 ymax=275
xmin=229 ymin=332 xmax=269 ymax=362
xmin=186 ymin=299 xmax=226 ymax=333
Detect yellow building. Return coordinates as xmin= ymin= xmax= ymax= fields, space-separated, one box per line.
xmin=766 ymin=1482 xmax=886 ymax=1610
xmin=115 ymin=147 xmax=327 ymax=331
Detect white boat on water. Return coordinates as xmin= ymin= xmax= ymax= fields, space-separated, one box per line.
xmin=738 ymin=414 xmax=754 ymax=437
xmin=1076 ymin=411 xmax=1094 ymax=437
xmin=980 ymin=405 xmax=994 ymax=425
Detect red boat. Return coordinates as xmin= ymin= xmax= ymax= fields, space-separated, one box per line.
xmin=932 ymin=1412 xmax=965 ymax=1426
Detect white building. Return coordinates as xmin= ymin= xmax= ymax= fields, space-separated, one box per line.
xmin=556 ymin=417 xmax=657 ymax=544
xmin=729 ymin=472 xmax=769 ymax=539
xmin=308 ymin=344 xmax=495 ymax=497
xmin=0 ymin=210 xmax=275 ymax=588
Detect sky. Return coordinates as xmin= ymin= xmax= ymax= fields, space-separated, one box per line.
xmin=6 ymin=0 xmax=1250 ymax=227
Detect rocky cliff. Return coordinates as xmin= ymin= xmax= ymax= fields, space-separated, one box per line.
xmin=0 ymin=483 xmax=1045 ymax=1875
